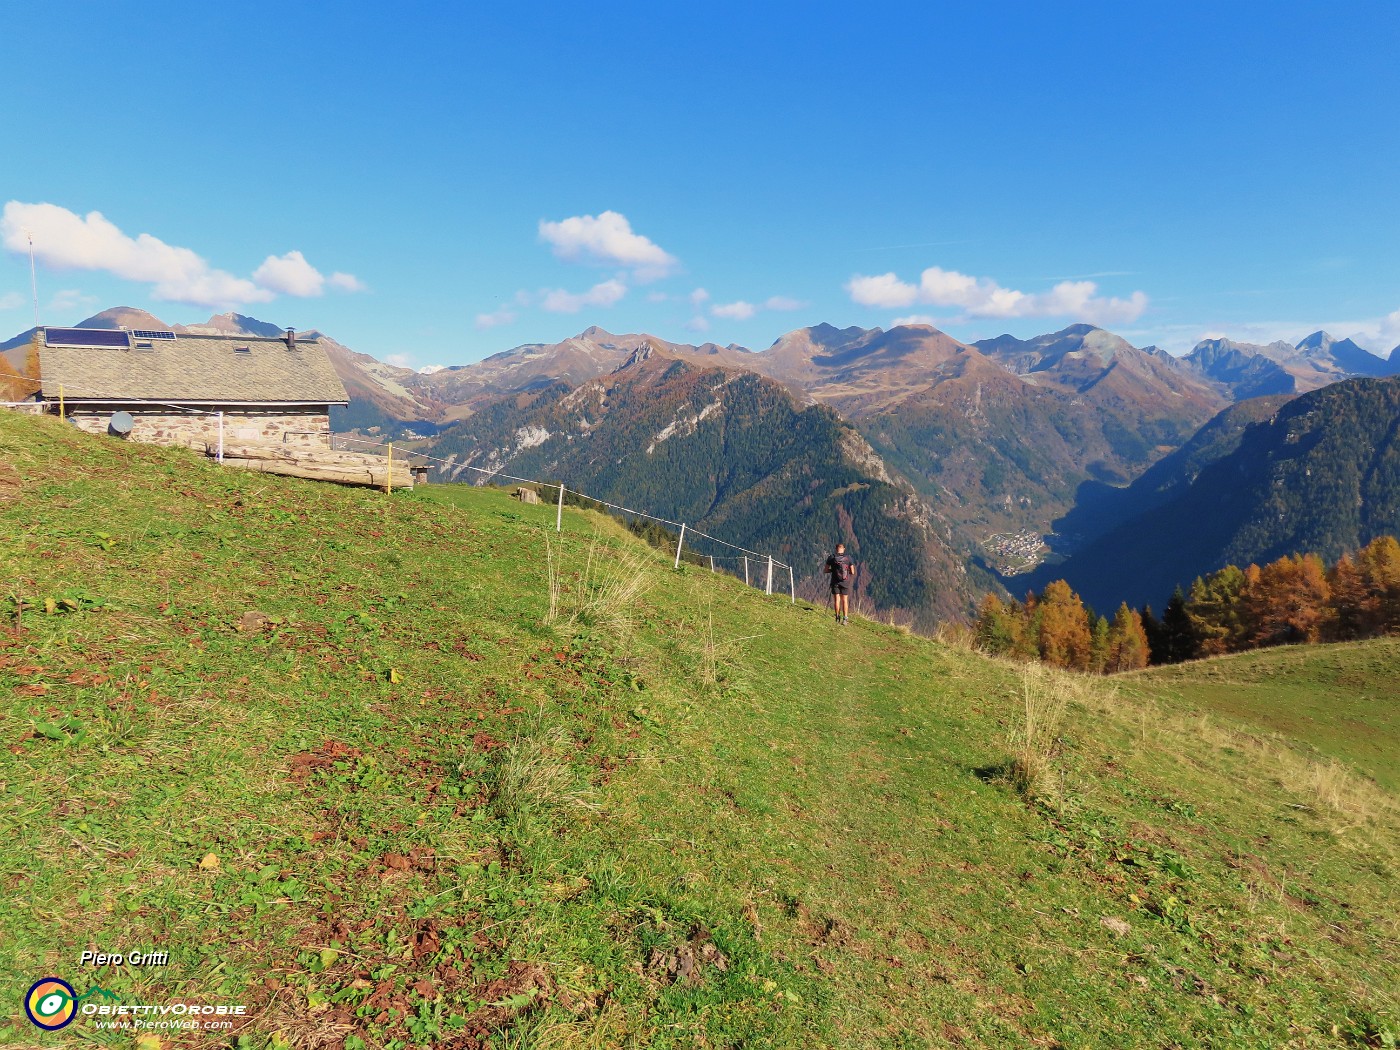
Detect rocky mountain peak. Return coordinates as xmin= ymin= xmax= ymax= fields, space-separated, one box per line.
xmin=1294 ymin=330 xmax=1334 ymax=353
xmin=177 ymin=312 xmax=287 ymax=338
xmin=613 ymin=341 xmax=666 ymax=373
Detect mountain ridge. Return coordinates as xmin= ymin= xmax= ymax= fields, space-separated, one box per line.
xmin=9 ymin=307 xmax=1395 ymax=623
xmin=418 ymin=350 xmax=978 ymax=625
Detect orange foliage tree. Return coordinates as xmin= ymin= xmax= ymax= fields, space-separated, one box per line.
xmin=1035 ymin=580 xmax=1092 ymax=671
xmin=1243 ymin=554 xmax=1331 ymax=647
xmin=1106 ymin=603 xmax=1150 ymax=672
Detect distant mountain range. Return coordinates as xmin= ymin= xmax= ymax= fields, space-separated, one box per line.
xmin=423 ymin=343 xmax=981 ymax=626
xmin=1180 ymin=331 xmax=1399 ymax=399
xmin=7 ymin=307 xmax=1398 ymax=620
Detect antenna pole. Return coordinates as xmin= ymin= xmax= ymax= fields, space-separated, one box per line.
xmin=27 ymin=231 xmax=39 ymax=329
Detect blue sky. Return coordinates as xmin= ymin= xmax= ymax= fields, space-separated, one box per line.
xmin=3 ymin=1 xmax=1398 ymax=368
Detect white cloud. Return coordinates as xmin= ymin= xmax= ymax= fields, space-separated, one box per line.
xmin=646 ymin=291 xmax=670 ymax=303
xmin=0 ymin=291 xmax=23 ymax=311
xmin=385 ymin=353 xmax=413 ymax=368
xmin=329 ymin=272 xmax=366 ymax=293
xmin=475 ymin=306 xmax=518 ymax=329
xmin=538 ymin=211 xmax=677 ymax=280
xmin=892 ymin=314 xmax=939 ymax=327
xmin=684 ymin=315 xmax=710 ymax=333
xmin=1375 ymin=309 xmax=1400 ymax=350
xmin=1 ymin=201 xmax=362 ymax=308
xmin=846 ymin=272 xmax=919 ymax=308
xmin=3 ymin=201 xmax=271 ymax=307
xmin=540 ymin=278 xmax=628 ymax=314
xmin=706 ymin=294 xmax=804 ymax=322
xmin=253 ymin=250 xmax=325 ymax=297
xmin=689 ymin=287 xmax=710 ymax=307
xmin=419 ymin=364 xmax=446 ymax=375
xmin=847 ymin=264 xmax=1149 ymax=325
xmin=712 ymin=300 xmax=757 ymax=320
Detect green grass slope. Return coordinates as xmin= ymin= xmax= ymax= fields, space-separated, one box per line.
xmin=0 ymin=413 xmax=1396 ymax=1049
xmin=1127 ymin=640 xmax=1400 ymax=794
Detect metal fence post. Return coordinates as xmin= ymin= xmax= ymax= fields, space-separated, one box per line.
xmin=743 ymin=555 xmax=749 ymax=586
xmin=788 ymin=564 xmax=795 ymax=604
xmin=556 ymin=483 xmax=564 ymax=532
xmin=216 ymin=411 xmax=224 ymax=463
xmin=765 ymin=555 xmax=773 ymax=595
xmin=386 ymin=443 xmax=393 ymax=495
xmin=674 ymin=523 xmax=686 ymax=568
xmin=709 ymin=555 xmax=715 ymax=573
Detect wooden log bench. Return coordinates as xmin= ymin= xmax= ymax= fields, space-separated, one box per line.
xmin=206 ymin=443 xmax=416 ymax=490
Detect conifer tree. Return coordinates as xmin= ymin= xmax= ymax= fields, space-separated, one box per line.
xmin=1159 ymin=587 xmax=1199 ymax=663
xmin=974 ymin=594 xmax=1017 ymax=655
xmin=1107 ymin=602 xmax=1150 ymax=672
xmin=1187 ymin=565 xmax=1248 ymax=655
xmin=1088 ymin=614 xmax=1111 ymax=674
xmin=1358 ymin=536 xmax=1400 ymax=632
xmin=1245 ymin=554 xmax=1330 ymax=646
xmin=1325 ymin=554 xmax=1375 ymax=640
xmin=1140 ymin=604 xmax=1165 ymax=665
xmin=1036 ymin=580 xmax=1092 ymax=670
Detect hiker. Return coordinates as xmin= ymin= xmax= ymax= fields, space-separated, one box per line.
xmin=824 ymin=543 xmax=856 ymax=625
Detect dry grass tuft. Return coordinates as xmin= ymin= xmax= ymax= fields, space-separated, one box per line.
xmin=1005 ymin=664 xmax=1116 ymax=800
xmin=1007 ymin=664 xmax=1072 ymax=799
xmin=932 ymin=620 xmax=975 ymax=650
xmin=544 ymin=532 xmax=651 ymax=639
xmin=486 ymin=725 xmax=598 ymax=823
xmin=694 ymin=606 xmax=761 ymax=690
xmin=1294 ymin=757 xmax=1378 ymax=825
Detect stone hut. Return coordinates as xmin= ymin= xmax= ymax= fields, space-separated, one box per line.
xmin=34 ymin=326 xmax=348 ymax=449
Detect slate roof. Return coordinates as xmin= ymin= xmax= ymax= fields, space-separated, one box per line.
xmin=38 ymin=331 xmax=348 ymax=404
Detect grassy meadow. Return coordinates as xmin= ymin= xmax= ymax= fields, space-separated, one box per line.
xmin=0 ymin=411 xmax=1395 ymax=1049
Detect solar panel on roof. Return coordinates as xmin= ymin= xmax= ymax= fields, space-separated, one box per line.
xmin=44 ymin=328 xmax=131 ymax=349
xmin=131 ymin=329 xmax=175 ymax=340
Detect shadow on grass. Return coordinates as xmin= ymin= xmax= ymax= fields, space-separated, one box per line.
xmin=972 ymin=762 xmax=1012 ymax=784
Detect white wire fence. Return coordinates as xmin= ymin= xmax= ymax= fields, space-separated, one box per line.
xmin=331 ymin=433 xmax=800 ymax=604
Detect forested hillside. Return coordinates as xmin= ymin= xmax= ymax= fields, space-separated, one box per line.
xmin=1050 ymin=394 xmax=1296 ymax=552
xmin=1039 ymin=378 xmax=1400 ymax=612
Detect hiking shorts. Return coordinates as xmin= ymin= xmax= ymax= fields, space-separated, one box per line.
xmin=831 ymin=581 xmax=851 ymax=596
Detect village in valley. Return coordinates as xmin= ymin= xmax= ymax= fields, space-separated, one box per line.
xmin=982 ymin=528 xmax=1047 ymax=574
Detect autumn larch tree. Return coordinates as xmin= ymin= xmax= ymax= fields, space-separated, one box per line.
xmin=1036 ymin=580 xmax=1093 ymax=671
